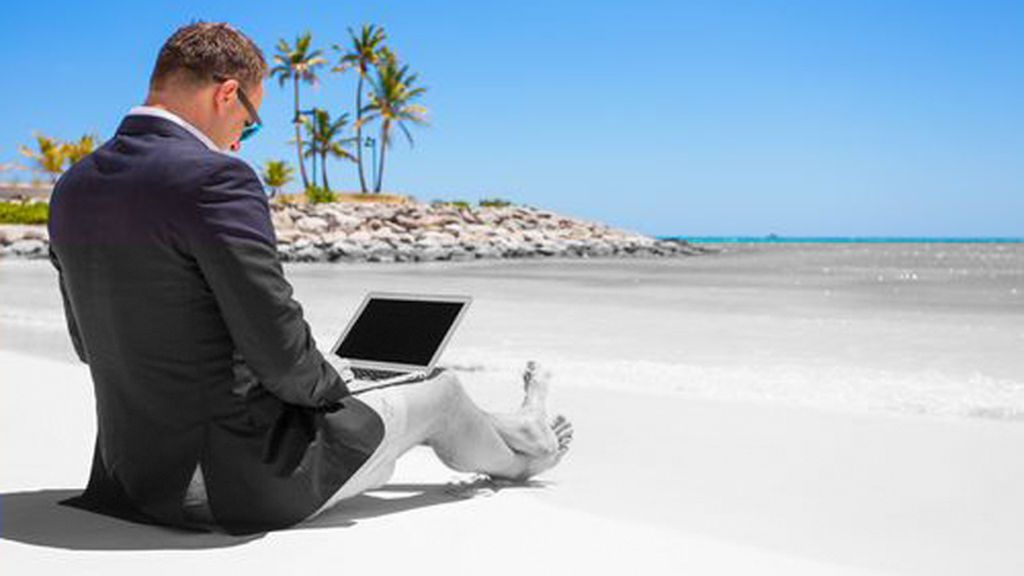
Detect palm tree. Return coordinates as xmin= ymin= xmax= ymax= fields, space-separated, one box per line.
xmin=359 ymin=51 xmax=428 ymax=193
xmin=333 ymin=24 xmax=387 ymax=194
xmin=270 ymin=32 xmax=327 ymax=190
xmin=260 ymin=160 xmax=295 ymax=198
xmin=18 ymin=133 xmax=66 ymax=183
xmin=62 ymin=134 xmax=97 ymax=166
xmin=300 ymin=109 xmax=356 ymax=193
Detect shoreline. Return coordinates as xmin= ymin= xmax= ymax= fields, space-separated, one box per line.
xmin=673 ymin=236 xmax=1024 ymax=244
xmin=5 ymin=243 xmax=1020 ymax=423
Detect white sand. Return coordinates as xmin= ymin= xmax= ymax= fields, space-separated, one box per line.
xmin=3 ymin=245 xmax=1023 ymax=574
xmin=0 ymin=350 xmax=881 ymax=575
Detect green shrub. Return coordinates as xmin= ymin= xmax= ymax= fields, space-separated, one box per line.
xmin=0 ymin=201 xmax=49 ymax=224
xmin=304 ymin=186 xmax=337 ymax=204
xmin=430 ymin=199 xmax=471 ymax=211
xmin=478 ymin=197 xmax=511 ymax=208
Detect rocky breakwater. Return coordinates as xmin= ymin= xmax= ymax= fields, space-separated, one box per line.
xmin=271 ymin=202 xmax=707 ymax=263
xmin=0 ymin=224 xmax=49 ymax=259
xmin=0 ymin=202 xmax=708 ymax=262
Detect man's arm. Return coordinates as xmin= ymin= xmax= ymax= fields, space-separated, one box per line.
xmin=48 ymin=246 xmax=88 ymax=364
xmin=184 ymin=157 xmax=349 ymax=408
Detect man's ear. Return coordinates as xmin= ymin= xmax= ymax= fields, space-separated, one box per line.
xmin=212 ymin=79 xmax=239 ymax=113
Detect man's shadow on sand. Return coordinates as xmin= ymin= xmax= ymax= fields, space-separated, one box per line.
xmin=0 ymin=479 xmax=543 ymax=551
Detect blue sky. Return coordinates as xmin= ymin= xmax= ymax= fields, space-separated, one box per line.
xmin=1 ymin=0 xmax=1021 ymax=237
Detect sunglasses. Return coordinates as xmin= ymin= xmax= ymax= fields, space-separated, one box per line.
xmin=213 ymin=75 xmax=262 ymax=141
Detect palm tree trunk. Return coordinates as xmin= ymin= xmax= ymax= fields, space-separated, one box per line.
xmin=293 ymin=78 xmax=310 ymax=189
xmin=376 ymin=121 xmax=389 ymax=193
xmin=311 ymin=145 xmax=318 ymax=189
xmin=321 ymin=150 xmax=330 ymax=192
xmin=355 ymin=71 xmax=368 ymax=194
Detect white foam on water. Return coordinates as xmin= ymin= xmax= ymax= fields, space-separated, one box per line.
xmin=446 ymin=350 xmax=1024 ymax=422
xmin=7 ymin=244 xmax=1023 ymax=426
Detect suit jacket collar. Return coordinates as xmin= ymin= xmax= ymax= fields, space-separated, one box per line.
xmin=115 ymin=113 xmax=222 ymax=153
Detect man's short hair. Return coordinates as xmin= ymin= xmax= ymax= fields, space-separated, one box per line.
xmin=150 ymin=21 xmax=268 ymax=92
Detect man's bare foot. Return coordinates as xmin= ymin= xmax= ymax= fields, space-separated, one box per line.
xmin=506 ymin=414 xmax=574 ymax=481
xmin=490 ymin=362 xmax=573 ymax=459
xmin=550 ymin=414 xmax=574 ymax=451
xmin=521 ymin=360 xmax=548 ymax=411
xmin=489 ymin=413 xmax=574 ymax=482
xmin=519 ymin=435 xmax=572 ymax=480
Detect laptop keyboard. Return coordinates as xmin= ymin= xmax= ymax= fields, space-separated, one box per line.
xmin=352 ymin=367 xmax=407 ymax=381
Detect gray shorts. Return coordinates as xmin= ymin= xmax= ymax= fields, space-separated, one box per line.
xmin=182 ymin=385 xmax=408 ymax=526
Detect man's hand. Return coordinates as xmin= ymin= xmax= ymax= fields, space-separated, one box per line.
xmin=325 ymin=354 xmax=356 ymax=386
xmin=401 ymin=366 xmax=447 ymax=384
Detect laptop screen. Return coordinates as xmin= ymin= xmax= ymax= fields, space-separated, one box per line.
xmin=334 ymin=298 xmax=466 ymax=366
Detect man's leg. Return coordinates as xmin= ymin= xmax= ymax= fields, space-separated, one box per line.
xmin=389 ymin=363 xmax=573 ymax=481
xmin=304 ymin=363 xmax=573 ymax=521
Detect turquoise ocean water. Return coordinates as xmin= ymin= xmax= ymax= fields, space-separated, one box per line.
xmin=662 ymin=236 xmax=1024 ymax=244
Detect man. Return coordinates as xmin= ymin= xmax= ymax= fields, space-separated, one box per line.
xmin=48 ymin=21 xmax=572 ymax=536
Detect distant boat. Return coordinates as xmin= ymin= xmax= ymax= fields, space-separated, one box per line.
xmin=766 ymin=233 xmax=779 ymax=241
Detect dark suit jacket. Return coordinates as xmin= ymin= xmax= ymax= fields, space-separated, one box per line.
xmin=47 ymin=113 xmax=384 ymax=535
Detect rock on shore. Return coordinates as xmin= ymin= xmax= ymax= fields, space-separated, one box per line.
xmin=0 ymin=224 xmax=50 ymax=259
xmin=0 ymin=202 xmax=709 ymax=262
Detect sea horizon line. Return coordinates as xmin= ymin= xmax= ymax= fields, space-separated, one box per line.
xmin=663 ymin=236 xmax=1024 ymax=244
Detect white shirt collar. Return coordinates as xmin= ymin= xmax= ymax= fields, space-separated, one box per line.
xmin=127 ymin=105 xmax=223 ymax=152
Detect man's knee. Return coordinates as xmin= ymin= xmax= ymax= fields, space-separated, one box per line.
xmin=429 ymin=369 xmax=464 ymax=401
xmin=402 ymin=370 xmax=469 ymax=442
xmin=401 ymin=368 xmax=462 ymax=401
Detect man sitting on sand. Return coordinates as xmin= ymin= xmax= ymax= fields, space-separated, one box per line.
xmin=47 ymin=21 xmax=572 ymax=536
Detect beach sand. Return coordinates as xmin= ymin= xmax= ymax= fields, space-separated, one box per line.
xmin=2 ymin=243 xmax=1023 ymax=575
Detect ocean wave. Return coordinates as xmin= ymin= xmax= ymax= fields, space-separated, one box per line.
xmin=448 ymin=351 xmax=1024 ymax=422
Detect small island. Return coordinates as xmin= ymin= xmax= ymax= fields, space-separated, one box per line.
xmin=0 ymin=195 xmax=707 ymax=262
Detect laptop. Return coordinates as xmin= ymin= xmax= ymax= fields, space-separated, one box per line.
xmin=329 ymin=292 xmax=472 ymax=388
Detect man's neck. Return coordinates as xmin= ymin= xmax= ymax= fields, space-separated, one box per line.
xmin=142 ymin=99 xmax=204 ymax=131
xmin=135 ymin=98 xmax=222 ymax=152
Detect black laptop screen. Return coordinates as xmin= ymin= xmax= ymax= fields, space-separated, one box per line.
xmin=334 ymin=298 xmax=465 ymax=366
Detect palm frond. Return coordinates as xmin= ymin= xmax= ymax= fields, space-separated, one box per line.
xmin=328 ymin=142 xmax=356 ymax=162
xmin=398 ymin=121 xmax=415 ymax=148
xmin=296 ymin=32 xmax=312 ymax=53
